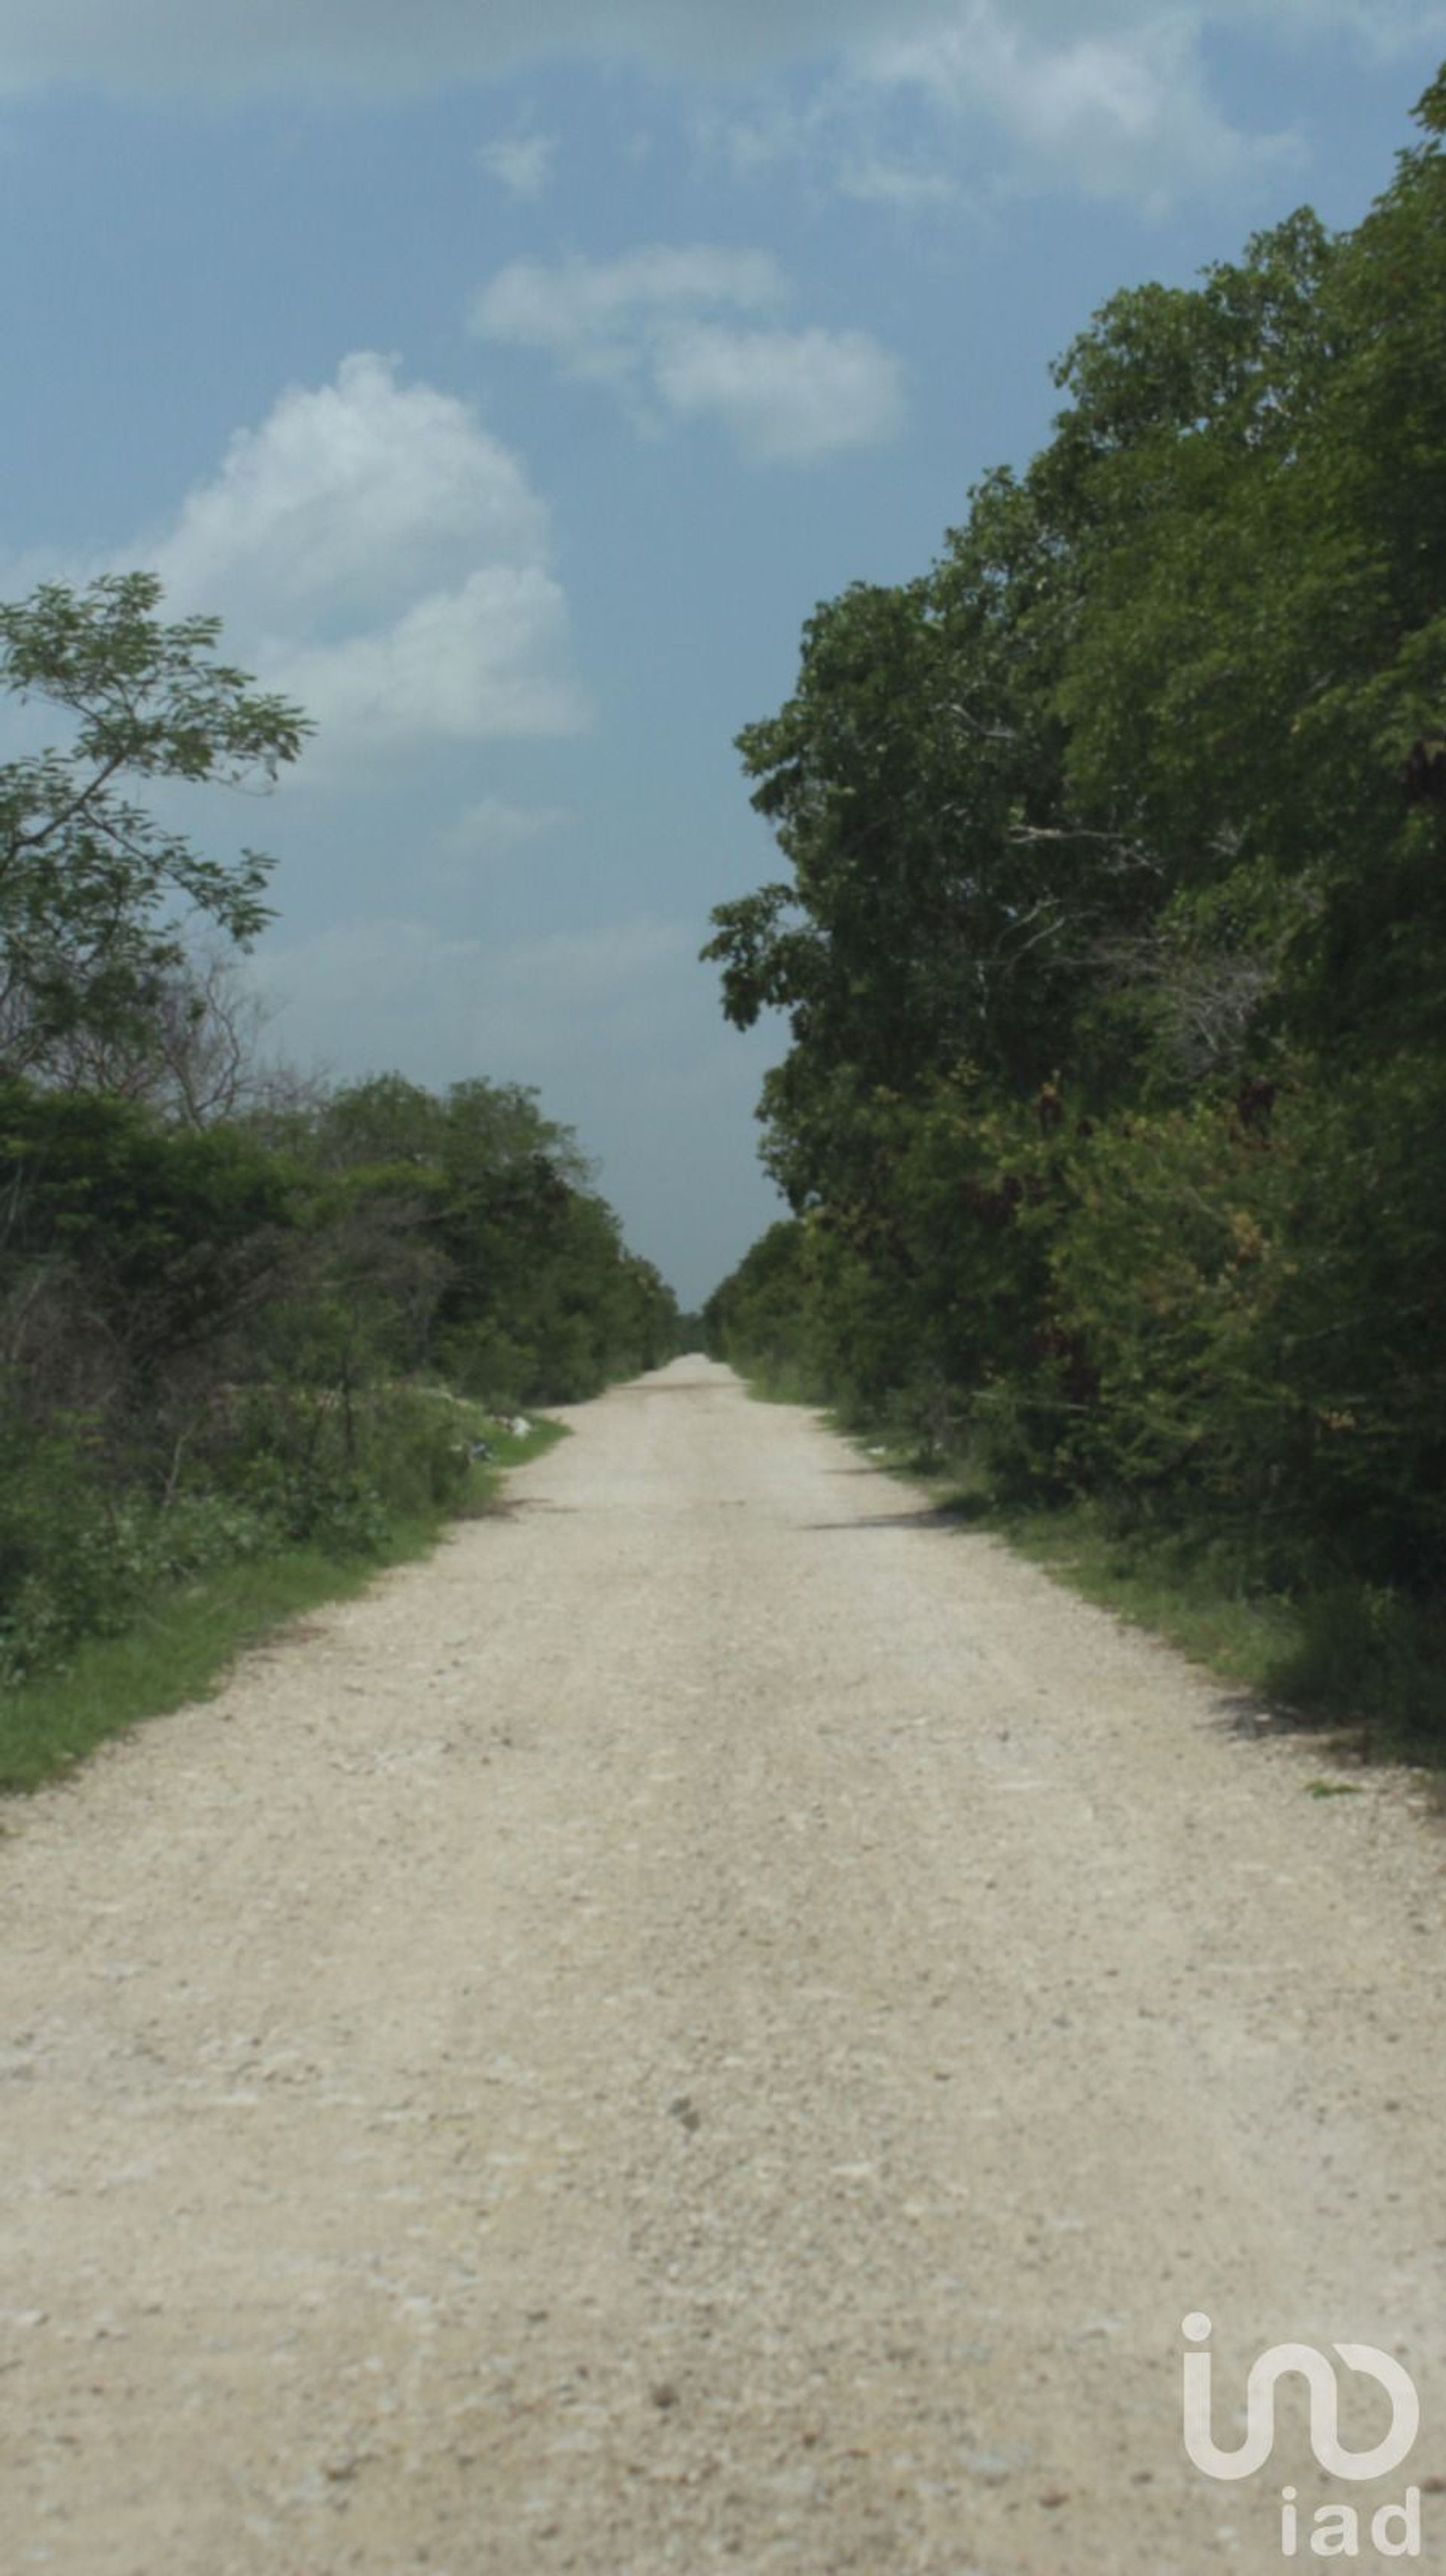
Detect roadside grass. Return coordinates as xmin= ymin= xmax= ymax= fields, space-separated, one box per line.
xmin=991 ymin=1507 xmax=1446 ymax=1767
xmin=0 ymin=1413 xmax=567 ymax=1797
xmin=967 ymin=1492 xmax=1302 ymax=1700
xmin=724 ymin=1357 xmax=826 ymax=1407
xmin=742 ymin=1378 xmax=1446 ymax=1770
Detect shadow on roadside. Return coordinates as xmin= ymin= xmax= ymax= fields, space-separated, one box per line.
xmin=801 ymin=1501 xmax=996 ymax=1535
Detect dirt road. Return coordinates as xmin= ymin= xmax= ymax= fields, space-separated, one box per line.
xmin=2 ymin=1358 xmax=1444 ymax=2574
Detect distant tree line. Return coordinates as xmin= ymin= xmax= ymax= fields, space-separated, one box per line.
xmin=704 ymin=72 xmax=1446 ymax=1708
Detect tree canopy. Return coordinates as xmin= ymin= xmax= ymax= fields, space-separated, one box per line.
xmin=0 ymin=572 xmax=310 ymax=1079
xmin=706 ymin=68 xmax=1446 ymax=1641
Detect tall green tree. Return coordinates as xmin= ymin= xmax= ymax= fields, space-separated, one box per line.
xmin=0 ymin=572 xmax=310 ymax=1079
xmin=706 ymin=66 xmax=1446 ymax=1594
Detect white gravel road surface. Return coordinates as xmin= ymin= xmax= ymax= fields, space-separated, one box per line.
xmin=2 ymin=1356 xmax=1444 ymax=2574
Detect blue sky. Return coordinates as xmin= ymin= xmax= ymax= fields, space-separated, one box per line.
xmin=2 ymin=3 xmax=1443 ymax=1304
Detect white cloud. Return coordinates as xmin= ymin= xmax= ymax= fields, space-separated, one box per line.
xmin=692 ymin=66 xmax=968 ymax=209
xmin=700 ymin=5 xmax=1310 ymax=212
xmin=134 ymin=352 xmax=589 ymax=763
xmin=264 ymin=567 xmax=587 ymax=749
xmin=472 ymin=244 xmax=786 ymax=373
xmin=860 ymin=7 xmax=1304 ymax=207
xmin=472 ymin=244 xmax=905 ymax=462
xmin=151 ymin=353 xmax=547 ymax=621
xmin=477 ymin=130 xmax=558 ymax=199
xmin=653 ymin=323 xmax=906 ymax=460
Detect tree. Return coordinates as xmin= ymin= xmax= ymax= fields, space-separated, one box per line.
xmin=8 ymin=943 xmax=326 ymax=1130
xmin=705 ymin=62 xmax=1446 ymax=1606
xmin=0 ymin=572 xmax=310 ymax=1080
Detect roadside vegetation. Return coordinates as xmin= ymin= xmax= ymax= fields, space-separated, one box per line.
xmin=0 ymin=576 xmax=681 ymax=1788
xmin=704 ymin=71 xmax=1446 ymax=1751
xmin=0 ymin=1413 xmax=567 ymax=1797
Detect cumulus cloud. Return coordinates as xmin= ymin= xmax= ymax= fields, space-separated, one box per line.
xmin=472 ymin=244 xmax=786 ymax=372
xmin=472 ymin=244 xmax=905 ymax=462
xmin=696 ymin=84 xmax=962 ymax=216
xmin=477 ymin=130 xmax=558 ymax=199
xmin=859 ymin=7 xmax=1303 ymax=206
xmin=652 ymin=323 xmax=905 ymax=461
xmin=263 ymin=566 xmax=585 ymax=750
xmin=151 ymin=353 xmax=547 ymax=619
xmin=137 ymin=352 xmax=589 ymax=762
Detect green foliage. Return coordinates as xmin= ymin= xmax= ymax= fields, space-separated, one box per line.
xmin=0 ymin=573 xmax=310 ymax=1076
xmin=706 ymin=65 xmax=1446 ymax=1727
xmin=0 ymin=1059 xmax=680 ymax=1690
xmin=0 ymin=1412 xmax=569 ymax=1794
xmin=705 ymin=1221 xmax=825 ymax=1393
xmin=285 ymin=1071 xmax=681 ymax=1404
xmin=0 ymin=1449 xmax=272 ymax=1688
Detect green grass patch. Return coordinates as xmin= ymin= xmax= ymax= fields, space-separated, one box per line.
xmin=794 ymin=1407 xmax=1446 ymax=1767
xmin=732 ymin=1357 xmax=830 ymax=1407
xmin=976 ymin=1500 xmax=1446 ymax=1759
xmin=0 ymin=1411 xmax=566 ymax=1797
xmin=972 ymin=1495 xmax=1301 ymax=1688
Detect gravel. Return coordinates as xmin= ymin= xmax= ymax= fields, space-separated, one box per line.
xmin=2 ymin=1355 xmax=1444 ymax=2573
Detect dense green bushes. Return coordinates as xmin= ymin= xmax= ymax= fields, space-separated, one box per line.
xmin=0 ymin=1069 xmax=679 ymax=1685
xmin=705 ymin=69 xmax=1446 ymax=1720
